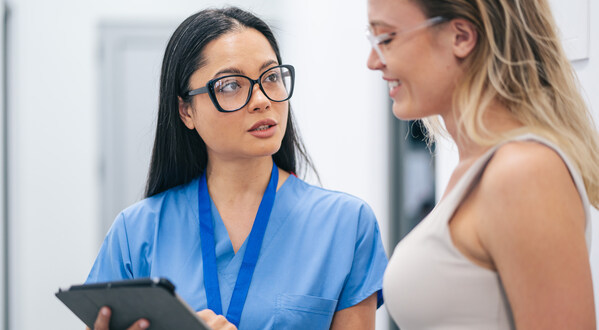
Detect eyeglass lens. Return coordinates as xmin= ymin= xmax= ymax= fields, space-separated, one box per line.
xmin=366 ymin=16 xmax=446 ymax=66
xmin=213 ymin=66 xmax=293 ymax=111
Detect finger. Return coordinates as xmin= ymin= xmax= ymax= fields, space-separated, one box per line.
xmin=127 ymin=318 xmax=150 ymax=330
xmin=196 ymin=310 xmax=237 ymax=330
xmin=208 ymin=315 xmax=237 ymax=329
xmin=208 ymin=314 xmax=228 ymax=327
xmin=197 ymin=309 xmax=216 ymax=321
xmin=93 ymin=307 xmax=111 ymax=330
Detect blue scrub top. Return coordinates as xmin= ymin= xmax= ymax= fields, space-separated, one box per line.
xmin=87 ymin=174 xmax=388 ymax=329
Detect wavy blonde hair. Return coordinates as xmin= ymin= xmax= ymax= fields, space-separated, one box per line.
xmin=414 ymin=0 xmax=599 ymax=208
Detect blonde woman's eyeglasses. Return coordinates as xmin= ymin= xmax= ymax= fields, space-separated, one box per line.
xmin=366 ymin=16 xmax=447 ymax=65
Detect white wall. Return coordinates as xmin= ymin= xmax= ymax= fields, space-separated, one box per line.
xmin=0 ymin=0 xmax=5 ymax=328
xmin=6 ymin=0 xmax=391 ymax=329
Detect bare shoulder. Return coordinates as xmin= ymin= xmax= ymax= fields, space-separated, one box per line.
xmin=478 ymin=140 xmax=578 ymax=204
xmin=484 ymin=140 xmax=571 ymax=186
xmin=473 ymin=140 xmax=586 ymax=251
xmin=470 ymin=141 xmax=594 ymax=329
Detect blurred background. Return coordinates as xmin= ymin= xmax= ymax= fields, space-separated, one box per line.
xmin=0 ymin=0 xmax=596 ymax=329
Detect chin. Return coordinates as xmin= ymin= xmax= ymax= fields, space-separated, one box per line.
xmin=392 ymin=105 xmax=417 ymax=121
xmin=253 ymin=143 xmax=283 ymax=158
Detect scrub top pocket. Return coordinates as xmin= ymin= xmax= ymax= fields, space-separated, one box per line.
xmin=274 ymin=294 xmax=337 ymax=329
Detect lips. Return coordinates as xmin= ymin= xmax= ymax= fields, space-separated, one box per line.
xmin=388 ymin=80 xmax=401 ymax=91
xmin=248 ymin=119 xmax=277 ymax=132
xmin=384 ymin=77 xmax=402 ymax=98
xmin=384 ymin=75 xmax=401 ymax=89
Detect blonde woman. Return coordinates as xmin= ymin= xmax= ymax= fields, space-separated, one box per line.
xmin=366 ymin=0 xmax=598 ymax=328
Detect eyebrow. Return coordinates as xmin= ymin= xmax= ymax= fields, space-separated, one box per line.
xmin=212 ymin=60 xmax=280 ymax=78
xmin=259 ymin=60 xmax=279 ymax=71
xmin=369 ymin=20 xmax=395 ymax=30
xmin=213 ymin=67 xmax=243 ymax=77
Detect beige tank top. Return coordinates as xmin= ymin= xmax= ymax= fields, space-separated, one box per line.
xmin=383 ymin=134 xmax=592 ymax=330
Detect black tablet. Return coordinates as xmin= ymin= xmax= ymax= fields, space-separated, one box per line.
xmin=55 ymin=277 xmax=211 ymax=330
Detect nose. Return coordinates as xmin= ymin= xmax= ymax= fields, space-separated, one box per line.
xmin=367 ymin=48 xmax=385 ymax=70
xmin=247 ymin=83 xmax=270 ymax=112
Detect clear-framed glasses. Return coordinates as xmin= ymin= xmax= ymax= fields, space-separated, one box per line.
xmin=366 ymin=16 xmax=447 ymax=65
xmin=187 ymin=64 xmax=295 ymax=112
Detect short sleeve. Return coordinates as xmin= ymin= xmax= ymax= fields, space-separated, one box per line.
xmin=336 ymin=204 xmax=388 ymax=310
xmin=85 ymin=213 xmax=134 ymax=283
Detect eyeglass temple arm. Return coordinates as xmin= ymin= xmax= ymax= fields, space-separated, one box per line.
xmin=188 ymin=86 xmax=209 ymax=96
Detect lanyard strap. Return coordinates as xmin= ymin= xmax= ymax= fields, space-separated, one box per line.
xmin=198 ymin=162 xmax=278 ymax=327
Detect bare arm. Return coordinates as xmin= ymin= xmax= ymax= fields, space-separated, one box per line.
xmin=476 ymin=143 xmax=595 ymax=329
xmin=330 ymin=293 xmax=377 ymax=330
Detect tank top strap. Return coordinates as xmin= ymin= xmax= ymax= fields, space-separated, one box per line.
xmin=437 ymin=133 xmax=592 ymax=250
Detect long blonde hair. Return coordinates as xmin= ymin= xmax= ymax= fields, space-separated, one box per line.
xmin=415 ymin=0 xmax=599 ymax=208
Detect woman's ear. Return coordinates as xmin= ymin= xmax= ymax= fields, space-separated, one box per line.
xmin=178 ymin=96 xmax=196 ymax=130
xmin=450 ymin=18 xmax=478 ymax=59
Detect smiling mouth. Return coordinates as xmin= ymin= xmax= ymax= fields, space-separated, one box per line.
xmin=388 ymin=80 xmax=401 ymax=91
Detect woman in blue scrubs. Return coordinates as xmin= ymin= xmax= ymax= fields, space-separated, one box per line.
xmin=87 ymin=7 xmax=388 ymax=330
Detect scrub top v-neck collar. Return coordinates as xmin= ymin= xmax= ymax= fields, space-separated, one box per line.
xmin=210 ymin=197 xmax=249 ymax=274
xmin=199 ymin=167 xmax=297 ymax=327
xmin=206 ymin=174 xmax=295 ymax=275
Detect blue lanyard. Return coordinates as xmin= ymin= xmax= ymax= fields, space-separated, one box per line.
xmin=198 ymin=162 xmax=278 ymax=327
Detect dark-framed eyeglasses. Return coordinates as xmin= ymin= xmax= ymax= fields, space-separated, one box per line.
xmin=186 ymin=64 xmax=295 ymax=112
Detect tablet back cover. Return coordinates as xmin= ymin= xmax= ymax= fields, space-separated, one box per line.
xmin=56 ymin=279 xmax=209 ymax=330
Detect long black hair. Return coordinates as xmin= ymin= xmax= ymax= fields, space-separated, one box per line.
xmin=145 ymin=7 xmax=315 ymax=198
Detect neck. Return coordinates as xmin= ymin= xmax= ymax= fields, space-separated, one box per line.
xmin=204 ymin=155 xmax=290 ymax=253
xmin=205 ymin=156 xmax=275 ymax=200
xmin=442 ymin=101 xmax=523 ymax=163
xmin=438 ymin=101 xmax=523 ymax=200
